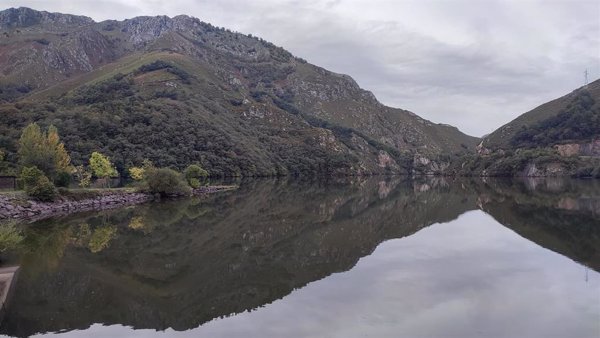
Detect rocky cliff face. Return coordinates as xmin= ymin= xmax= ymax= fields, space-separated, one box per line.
xmin=555 ymin=138 xmax=600 ymax=157
xmin=0 ymin=7 xmax=93 ymax=30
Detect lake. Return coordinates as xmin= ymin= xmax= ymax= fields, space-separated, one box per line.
xmin=0 ymin=177 xmax=598 ymax=338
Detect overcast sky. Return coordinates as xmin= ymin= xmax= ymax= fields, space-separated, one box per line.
xmin=5 ymin=0 xmax=600 ymax=136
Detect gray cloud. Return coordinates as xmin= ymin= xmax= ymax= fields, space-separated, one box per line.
xmin=4 ymin=0 xmax=600 ymax=136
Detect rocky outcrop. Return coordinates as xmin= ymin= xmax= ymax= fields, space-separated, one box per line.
xmin=520 ymin=162 xmax=567 ymax=177
xmin=0 ymin=7 xmax=93 ymax=30
xmin=555 ymin=139 xmax=600 ymax=157
xmin=0 ymin=191 xmax=153 ymax=221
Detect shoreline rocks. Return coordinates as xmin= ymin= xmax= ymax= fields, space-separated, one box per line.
xmin=0 ymin=191 xmax=153 ymax=222
xmin=0 ymin=185 xmax=237 ymax=222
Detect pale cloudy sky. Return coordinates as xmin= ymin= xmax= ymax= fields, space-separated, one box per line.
xmin=4 ymin=0 xmax=600 ymax=136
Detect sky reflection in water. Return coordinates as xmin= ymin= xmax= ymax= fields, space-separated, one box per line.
xmin=28 ymin=208 xmax=600 ymax=338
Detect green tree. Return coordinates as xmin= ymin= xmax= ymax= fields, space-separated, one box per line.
xmin=20 ymin=166 xmax=57 ymax=201
xmin=17 ymin=123 xmax=71 ymax=178
xmin=74 ymin=165 xmax=92 ymax=188
xmin=89 ymin=152 xmax=118 ymax=187
xmin=18 ymin=123 xmax=54 ymax=175
xmin=144 ymin=167 xmax=191 ymax=196
xmin=184 ymin=164 xmax=209 ymax=188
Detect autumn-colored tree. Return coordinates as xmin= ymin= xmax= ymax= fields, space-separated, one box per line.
xmin=89 ymin=152 xmax=118 ymax=187
xmin=47 ymin=125 xmax=71 ymax=173
xmin=128 ymin=167 xmax=145 ymax=181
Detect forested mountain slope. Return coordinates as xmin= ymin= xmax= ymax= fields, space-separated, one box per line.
xmin=482 ymin=79 xmax=600 ymax=150
xmin=0 ymin=7 xmax=477 ymax=177
xmin=455 ymin=80 xmax=600 ymax=177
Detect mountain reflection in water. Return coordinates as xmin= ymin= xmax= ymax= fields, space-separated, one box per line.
xmin=0 ymin=177 xmax=598 ymax=337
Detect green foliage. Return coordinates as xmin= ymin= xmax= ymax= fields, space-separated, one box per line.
xmin=73 ymin=165 xmax=92 ymax=188
xmin=54 ymin=171 xmax=72 ymax=188
xmin=18 ymin=123 xmax=54 ymax=175
xmin=0 ymin=83 xmax=32 ymax=102
xmin=573 ymin=165 xmax=600 ymax=178
xmin=20 ymin=166 xmax=57 ymax=201
xmin=20 ymin=166 xmax=44 ymax=187
xmin=0 ymin=221 xmax=23 ymax=252
xmin=511 ymin=91 xmax=599 ymax=148
xmin=188 ymin=178 xmax=201 ymax=189
xmin=128 ymin=166 xmax=145 ymax=181
xmin=89 ymin=152 xmax=118 ymax=186
xmin=73 ymin=74 xmax=134 ymax=104
xmin=136 ymin=60 xmax=192 ymax=84
xmin=88 ymin=225 xmax=117 ymax=253
xmin=17 ymin=123 xmax=71 ymax=178
xmin=184 ymin=164 xmax=208 ymax=187
xmin=144 ymin=167 xmax=191 ymax=196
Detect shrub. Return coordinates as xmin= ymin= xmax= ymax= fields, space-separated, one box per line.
xmin=188 ymin=178 xmax=201 ymax=189
xmin=145 ymin=168 xmax=191 ymax=196
xmin=184 ymin=164 xmax=208 ymax=188
xmin=54 ymin=171 xmax=72 ymax=188
xmin=20 ymin=166 xmax=57 ymax=201
xmin=128 ymin=167 xmax=145 ymax=181
xmin=74 ymin=165 xmax=92 ymax=188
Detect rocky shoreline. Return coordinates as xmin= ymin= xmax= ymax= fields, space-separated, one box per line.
xmin=0 ymin=185 xmax=237 ymax=222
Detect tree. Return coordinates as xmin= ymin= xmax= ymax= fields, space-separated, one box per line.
xmin=144 ymin=168 xmax=191 ymax=196
xmin=89 ymin=152 xmax=118 ymax=187
xmin=128 ymin=167 xmax=145 ymax=181
xmin=18 ymin=123 xmax=71 ymax=178
xmin=18 ymin=123 xmax=53 ymax=175
xmin=73 ymin=165 xmax=92 ymax=188
xmin=47 ymin=125 xmax=71 ymax=173
xmin=20 ymin=166 xmax=57 ymax=201
xmin=184 ymin=164 xmax=209 ymax=188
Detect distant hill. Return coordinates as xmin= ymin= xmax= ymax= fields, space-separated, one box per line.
xmin=482 ymin=79 xmax=600 ymax=150
xmin=455 ymin=79 xmax=600 ymax=177
xmin=0 ymin=7 xmax=477 ymax=177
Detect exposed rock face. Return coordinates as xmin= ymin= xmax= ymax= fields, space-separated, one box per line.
xmin=555 ymin=139 xmax=600 ymax=157
xmin=520 ymin=162 xmax=566 ymax=177
xmin=0 ymin=7 xmax=93 ymax=30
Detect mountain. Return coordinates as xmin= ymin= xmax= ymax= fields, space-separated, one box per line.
xmin=482 ymin=79 xmax=600 ymax=151
xmin=454 ymin=80 xmax=600 ymax=177
xmin=0 ymin=7 xmax=477 ymax=177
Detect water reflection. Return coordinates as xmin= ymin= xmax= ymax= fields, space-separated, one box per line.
xmin=0 ymin=177 xmax=598 ymax=337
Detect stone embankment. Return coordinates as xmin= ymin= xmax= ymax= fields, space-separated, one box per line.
xmin=0 ymin=191 xmax=153 ymax=221
xmin=0 ymin=185 xmax=237 ymax=221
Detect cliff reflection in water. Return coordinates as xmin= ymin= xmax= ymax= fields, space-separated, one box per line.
xmin=0 ymin=176 xmax=598 ymax=337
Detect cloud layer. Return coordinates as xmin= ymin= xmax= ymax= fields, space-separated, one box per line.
xmin=5 ymin=0 xmax=600 ymax=136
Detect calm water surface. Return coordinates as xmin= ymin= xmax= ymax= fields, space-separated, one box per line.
xmin=0 ymin=177 xmax=598 ymax=338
